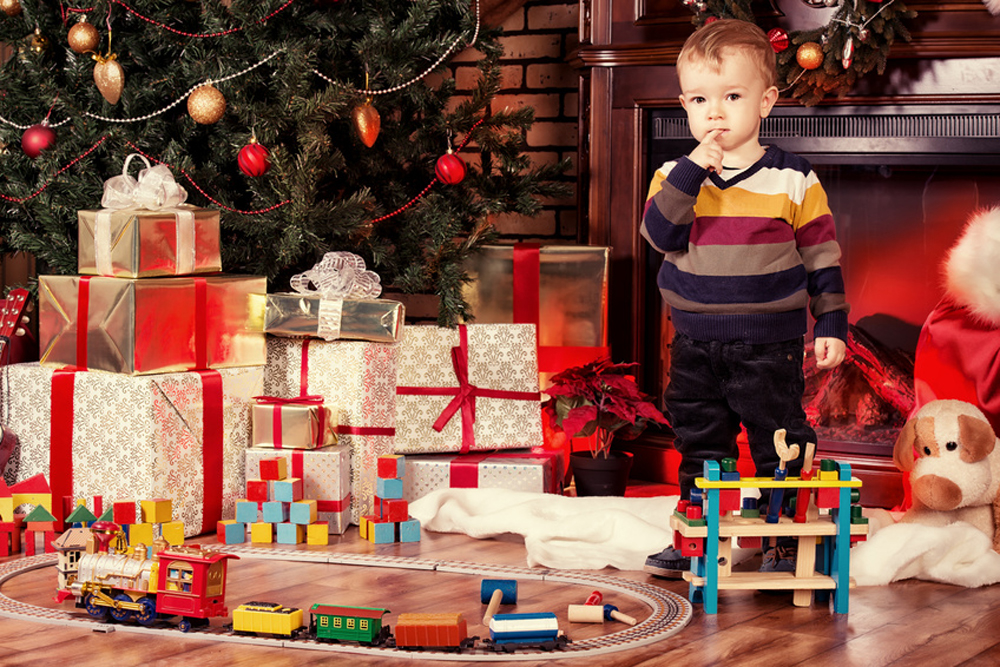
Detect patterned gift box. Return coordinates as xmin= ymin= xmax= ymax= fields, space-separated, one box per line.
xmin=78 ymin=205 xmax=222 ymax=278
xmin=463 ymin=244 xmax=611 ymax=387
xmin=38 ymin=274 xmax=266 ymax=375
xmin=402 ymin=451 xmax=563 ymax=503
xmin=395 ymin=324 xmax=543 ymax=454
xmin=262 ymin=337 xmax=396 ymax=522
xmin=251 ymin=397 xmax=338 ymax=450
xmin=244 ymin=446 xmax=351 ymax=534
xmin=0 ymin=363 xmax=262 ymax=536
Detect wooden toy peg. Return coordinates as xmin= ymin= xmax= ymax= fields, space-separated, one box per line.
xmin=481 ymin=578 xmax=517 ymax=625
xmin=767 ymin=430 xmax=800 ymax=523
xmin=584 ymin=590 xmax=603 ymax=606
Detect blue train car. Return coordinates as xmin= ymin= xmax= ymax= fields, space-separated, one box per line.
xmin=487 ymin=612 xmax=568 ymax=652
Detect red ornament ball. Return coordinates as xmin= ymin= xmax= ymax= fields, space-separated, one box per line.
xmin=435 ymin=152 xmax=466 ymax=185
xmin=238 ymin=140 xmax=270 ymax=177
xmin=767 ymin=27 xmax=789 ymax=53
xmin=22 ymin=123 xmax=56 ymax=158
xmin=704 ymin=16 xmax=719 ymax=25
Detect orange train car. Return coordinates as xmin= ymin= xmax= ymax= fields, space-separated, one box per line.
xmin=393 ymin=612 xmax=476 ymax=651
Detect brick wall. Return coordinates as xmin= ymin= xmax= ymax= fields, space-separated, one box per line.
xmin=451 ymin=0 xmax=580 ymax=243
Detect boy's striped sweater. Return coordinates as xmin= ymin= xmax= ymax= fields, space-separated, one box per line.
xmin=641 ymin=145 xmax=849 ymax=344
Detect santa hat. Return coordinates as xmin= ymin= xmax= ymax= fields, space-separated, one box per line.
xmin=943 ymin=206 xmax=1000 ymax=327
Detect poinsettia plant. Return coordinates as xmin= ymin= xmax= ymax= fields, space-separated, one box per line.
xmin=543 ymin=358 xmax=669 ymax=459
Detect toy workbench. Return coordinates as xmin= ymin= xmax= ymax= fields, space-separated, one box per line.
xmin=670 ymin=459 xmax=868 ymax=615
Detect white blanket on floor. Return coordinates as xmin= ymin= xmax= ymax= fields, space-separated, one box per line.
xmin=850 ymin=515 xmax=1000 ymax=588
xmin=408 ymin=488 xmax=679 ymax=571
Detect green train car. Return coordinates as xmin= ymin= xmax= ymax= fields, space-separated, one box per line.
xmin=309 ymin=604 xmax=391 ymax=645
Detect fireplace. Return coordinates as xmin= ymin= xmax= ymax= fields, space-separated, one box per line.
xmin=646 ymin=102 xmax=1000 ymax=460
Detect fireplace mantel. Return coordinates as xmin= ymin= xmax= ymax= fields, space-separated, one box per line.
xmin=572 ymin=1 xmax=1000 ymax=507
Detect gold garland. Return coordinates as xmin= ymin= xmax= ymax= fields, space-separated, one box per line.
xmin=685 ymin=0 xmax=916 ymax=106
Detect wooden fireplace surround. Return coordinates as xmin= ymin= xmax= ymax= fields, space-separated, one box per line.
xmin=571 ymin=1 xmax=1000 ymax=507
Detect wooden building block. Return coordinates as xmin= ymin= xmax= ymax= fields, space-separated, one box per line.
xmin=235 ymin=499 xmax=260 ymax=524
xmin=307 ymin=522 xmax=329 ymax=545
xmin=160 ymin=520 xmax=185 ymax=546
xmin=261 ymin=501 xmax=289 ymax=524
xmin=250 ymin=522 xmax=273 ymax=544
xmin=289 ymin=500 xmax=318 ymax=525
xmin=258 ymin=456 xmax=288 ymax=481
xmin=129 ymin=522 xmax=155 ymax=546
xmin=377 ymin=454 xmax=406 ymax=479
xmin=376 ymin=477 xmax=404 ymax=500
xmin=140 ymin=498 xmax=173 ymax=524
xmin=273 ymin=478 xmax=304 ymax=503
xmin=216 ymin=520 xmax=246 ymax=545
xmin=112 ymin=500 xmax=136 ymax=526
xmin=397 ymin=518 xmax=421 ymax=543
xmin=276 ymin=522 xmax=305 ymax=545
xmin=245 ymin=479 xmax=270 ymax=502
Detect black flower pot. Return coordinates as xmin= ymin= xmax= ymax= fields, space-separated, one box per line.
xmin=570 ymin=450 xmax=634 ymax=496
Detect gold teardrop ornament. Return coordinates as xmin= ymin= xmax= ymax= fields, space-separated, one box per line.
xmin=93 ymin=54 xmax=124 ymax=105
xmin=351 ymin=100 xmax=380 ymax=148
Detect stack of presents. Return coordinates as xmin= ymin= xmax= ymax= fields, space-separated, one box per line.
xmin=0 ymin=157 xmax=610 ymax=549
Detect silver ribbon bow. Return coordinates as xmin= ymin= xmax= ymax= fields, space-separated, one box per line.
xmin=95 ymin=153 xmax=196 ymax=275
xmin=290 ymin=252 xmax=383 ymax=341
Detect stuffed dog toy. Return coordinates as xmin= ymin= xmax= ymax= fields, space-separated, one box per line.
xmin=893 ymin=399 xmax=1000 ymax=552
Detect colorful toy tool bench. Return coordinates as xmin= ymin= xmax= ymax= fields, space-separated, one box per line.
xmin=671 ymin=459 xmax=867 ymax=614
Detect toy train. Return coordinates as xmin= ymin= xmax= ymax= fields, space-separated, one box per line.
xmin=231 ymin=601 xmax=568 ymax=652
xmin=58 ymin=521 xmax=569 ymax=652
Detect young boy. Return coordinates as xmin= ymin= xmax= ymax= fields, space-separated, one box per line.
xmin=641 ymin=19 xmax=849 ymax=577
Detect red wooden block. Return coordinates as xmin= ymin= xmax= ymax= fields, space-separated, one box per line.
xmin=685 ymin=505 xmax=703 ymax=520
xmin=719 ymin=488 xmax=741 ymax=514
xmin=0 ymin=520 xmax=20 ymax=556
xmin=680 ymin=536 xmax=704 ymax=557
xmin=383 ymin=498 xmax=409 ymax=523
xmin=377 ymin=455 xmax=404 ymax=480
xmin=816 ymin=487 xmax=840 ymax=509
xmin=112 ymin=500 xmax=136 ymax=525
xmin=258 ymin=456 xmax=288 ymax=481
xmin=737 ymin=536 xmax=762 ymax=549
xmin=93 ymin=495 xmax=103 ymax=516
xmin=245 ymin=479 xmax=270 ymax=502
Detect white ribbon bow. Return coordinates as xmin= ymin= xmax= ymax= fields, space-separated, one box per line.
xmin=95 ymin=153 xmax=195 ymax=275
xmin=290 ymin=252 xmax=383 ymax=341
xmin=101 ymin=153 xmax=188 ymax=210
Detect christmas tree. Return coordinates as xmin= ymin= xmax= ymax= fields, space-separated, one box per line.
xmin=0 ymin=0 xmax=568 ymax=324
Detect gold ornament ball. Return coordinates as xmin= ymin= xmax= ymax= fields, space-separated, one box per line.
xmin=0 ymin=0 xmax=21 ymax=17
xmin=796 ymin=42 xmax=824 ymax=71
xmin=68 ymin=21 xmax=100 ymax=54
xmin=187 ymin=85 xmax=226 ymax=124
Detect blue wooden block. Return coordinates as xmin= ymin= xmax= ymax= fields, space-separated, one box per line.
xmin=397 ymin=518 xmax=421 ymax=543
xmin=273 ymin=478 xmax=304 ymax=503
xmin=289 ymin=500 xmax=317 ymax=525
xmin=376 ymin=477 xmax=404 ymax=500
xmin=235 ymin=500 xmax=259 ymax=524
xmin=369 ymin=520 xmax=396 ymax=544
xmin=218 ymin=521 xmax=245 ymax=544
xmin=262 ymin=500 xmax=289 ymax=524
xmin=720 ymin=470 xmax=740 ymax=481
xmin=275 ymin=522 xmax=304 ymax=545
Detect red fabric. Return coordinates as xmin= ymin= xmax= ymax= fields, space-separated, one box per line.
xmin=448 ymin=450 xmax=563 ymax=491
xmin=904 ymin=297 xmax=1000 ymax=510
xmin=49 ymin=370 xmax=78 ymax=525
xmin=197 ymin=370 xmax=224 ymax=534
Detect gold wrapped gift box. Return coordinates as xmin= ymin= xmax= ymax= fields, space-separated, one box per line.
xmin=264 ymin=294 xmax=404 ymax=343
xmin=251 ymin=400 xmax=339 ymax=450
xmin=78 ymin=205 xmax=222 ymax=278
xmin=39 ymin=274 xmax=266 ymax=375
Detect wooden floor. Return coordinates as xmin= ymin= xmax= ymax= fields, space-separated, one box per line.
xmin=4 ymin=503 xmax=1000 ymax=667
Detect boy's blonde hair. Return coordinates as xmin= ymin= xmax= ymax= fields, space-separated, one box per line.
xmin=677 ymin=19 xmax=777 ymax=89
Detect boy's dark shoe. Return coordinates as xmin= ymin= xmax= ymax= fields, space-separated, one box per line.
xmin=643 ymin=547 xmax=691 ymax=579
xmin=759 ymin=543 xmax=797 ymax=573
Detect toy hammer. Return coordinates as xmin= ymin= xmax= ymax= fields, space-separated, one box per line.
xmin=481 ymin=579 xmax=517 ymax=625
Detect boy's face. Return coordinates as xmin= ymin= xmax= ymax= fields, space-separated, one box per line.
xmin=678 ymin=50 xmax=778 ymax=165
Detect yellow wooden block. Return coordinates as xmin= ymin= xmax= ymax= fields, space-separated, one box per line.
xmin=0 ymin=497 xmax=13 ymax=523
xmin=160 ymin=520 xmax=185 ymax=546
xmin=358 ymin=516 xmax=369 ymax=540
xmin=12 ymin=492 xmax=52 ymax=513
xmin=140 ymin=498 xmax=173 ymax=524
xmin=129 ymin=522 xmax=155 ymax=546
xmin=250 ymin=522 xmax=273 ymax=544
xmin=307 ymin=522 xmax=329 ymax=545
xmin=818 ymin=470 xmax=838 ymax=481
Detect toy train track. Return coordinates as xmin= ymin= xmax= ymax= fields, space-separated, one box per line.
xmin=0 ymin=547 xmax=691 ymax=661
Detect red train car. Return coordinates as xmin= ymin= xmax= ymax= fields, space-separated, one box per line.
xmin=154 ymin=545 xmax=238 ymax=628
xmin=393 ymin=612 xmax=475 ymax=651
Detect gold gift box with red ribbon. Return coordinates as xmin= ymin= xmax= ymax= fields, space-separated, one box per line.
xmin=462 ymin=244 xmax=610 ymax=386
xmin=78 ymin=205 xmax=222 ymax=278
xmin=38 ymin=274 xmax=266 ymax=375
xmin=251 ymin=396 xmax=338 ymax=450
